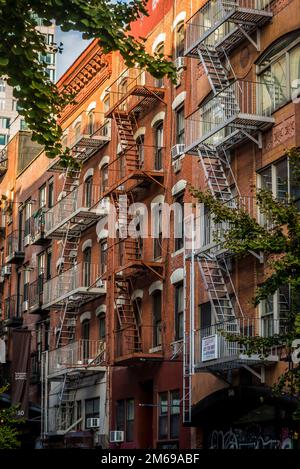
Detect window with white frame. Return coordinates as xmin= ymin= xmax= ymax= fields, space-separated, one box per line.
xmin=260 ymin=285 xmax=291 ymax=337
xmin=175 ymin=22 xmax=185 ymax=59
xmin=258 ymin=33 xmax=300 ymax=114
xmin=174 ymin=282 xmax=184 ymax=340
xmin=0 ymin=79 xmax=5 ymax=93
xmin=154 ymin=43 xmax=164 ymax=88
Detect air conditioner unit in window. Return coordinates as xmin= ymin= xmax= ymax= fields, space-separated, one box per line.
xmin=2 ymin=265 xmax=11 ymax=276
xmin=175 ymin=56 xmax=185 ymax=70
xmin=171 ymin=340 xmax=183 ymax=358
xmin=86 ymin=417 xmax=100 ymax=429
xmin=110 ymin=430 xmax=124 ymax=443
xmin=171 ymin=144 xmax=185 ymax=160
xmin=173 ymin=159 xmax=182 ymax=174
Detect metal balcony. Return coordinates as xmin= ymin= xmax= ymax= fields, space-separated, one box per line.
xmin=0 ymin=147 xmax=8 ymax=176
xmin=105 ymin=68 xmax=165 ymax=117
xmin=5 ymin=230 xmax=25 ymax=264
xmin=115 ymin=325 xmax=163 ymax=365
xmin=30 ymin=208 xmax=48 ymax=245
xmin=47 ymin=339 xmax=106 ymax=378
xmin=44 ymin=184 xmax=108 ymax=239
xmin=185 ymin=0 xmax=272 ymax=58
xmin=29 ymin=274 xmax=45 ymax=313
xmin=194 ymin=317 xmax=288 ymax=371
xmin=106 ymin=145 xmax=165 ymax=194
xmin=3 ymin=295 xmax=23 ymax=327
xmin=42 ymin=262 xmax=106 ymax=309
xmin=185 ymin=80 xmax=276 ymax=154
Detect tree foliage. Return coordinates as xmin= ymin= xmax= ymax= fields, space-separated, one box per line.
xmin=190 ymin=147 xmax=300 ymax=402
xmin=0 ymin=386 xmax=24 ymax=449
xmin=0 ymin=0 xmax=177 ymax=166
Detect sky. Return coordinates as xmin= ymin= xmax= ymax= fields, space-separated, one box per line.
xmin=56 ymin=28 xmax=92 ymax=80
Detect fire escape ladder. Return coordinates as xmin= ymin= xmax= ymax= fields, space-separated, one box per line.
xmin=57 ymin=371 xmax=81 ymax=433
xmin=114 ymin=277 xmax=141 ymax=353
xmin=114 ymin=111 xmax=140 ymax=172
xmin=197 ymin=42 xmax=230 ymax=95
xmin=198 ymin=145 xmax=233 ymax=202
xmin=198 ymin=256 xmax=239 ymax=332
xmin=56 ymin=296 xmax=80 ymax=348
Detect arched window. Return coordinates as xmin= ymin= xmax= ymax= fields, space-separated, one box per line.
xmin=99 ymin=313 xmax=106 ymax=340
xmin=74 ymin=121 xmax=81 ymax=142
xmin=100 ymin=238 xmax=107 ymax=274
xmin=119 ymin=78 xmax=128 ymax=111
xmin=154 ymin=121 xmax=163 ymax=170
xmin=175 ymin=22 xmax=185 ymax=59
xmin=152 ymin=290 xmax=162 ymax=347
xmin=84 ymin=175 xmax=93 ymax=208
xmin=87 ymin=110 xmax=94 ymax=135
xmin=154 ymin=43 xmax=164 ymax=88
xmin=83 ymin=246 xmax=91 ymax=286
xmin=101 ymin=163 xmax=109 ymax=193
xmin=82 ymin=319 xmax=90 ymax=361
xmin=136 ymin=134 xmax=144 ymax=168
xmin=153 ymin=203 xmax=162 ymax=259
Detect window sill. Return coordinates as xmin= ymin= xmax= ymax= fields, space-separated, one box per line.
xmin=149 ymin=345 xmax=162 ymax=354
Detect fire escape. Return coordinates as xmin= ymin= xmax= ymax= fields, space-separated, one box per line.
xmin=183 ymin=0 xmax=278 ymax=423
xmin=104 ymin=69 xmax=165 ymax=364
xmin=41 ymin=115 xmax=110 ymax=438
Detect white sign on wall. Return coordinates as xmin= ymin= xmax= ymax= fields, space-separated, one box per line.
xmin=202 ymin=334 xmax=218 ymax=362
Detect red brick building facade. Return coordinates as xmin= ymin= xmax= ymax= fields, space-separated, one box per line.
xmin=0 ymin=0 xmax=300 ymax=449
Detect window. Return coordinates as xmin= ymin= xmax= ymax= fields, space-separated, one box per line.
xmin=103 ymin=95 xmax=110 ymax=113
xmin=119 ymin=151 xmax=125 ymax=179
xmin=24 ymin=199 xmax=31 ymax=237
xmin=82 ymin=319 xmax=90 ymax=360
xmin=0 ymin=134 xmax=7 ymax=145
xmin=0 ymin=80 xmax=5 ymax=93
xmin=74 ymin=121 xmax=81 ymax=142
xmin=154 ymin=43 xmax=164 ymax=88
xmin=126 ymin=399 xmax=134 ymax=442
xmin=100 ymin=239 xmax=107 ymax=274
xmin=258 ymin=37 xmax=300 ymax=113
xmin=158 ymin=392 xmax=168 ymax=439
xmin=87 ymin=111 xmax=94 ymax=135
xmin=260 ymin=285 xmax=292 ymax=337
xmin=101 ymin=164 xmax=108 ymax=193
xmin=83 ymin=247 xmax=91 ymax=286
xmin=37 ymin=252 xmax=45 ymax=294
xmin=158 ymin=390 xmax=180 ymax=441
xmin=0 ymin=100 xmax=5 ymax=111
xmin=99 ymin=313 xmax=106 ymax=340
xmin=12 ymin=100 xmax=17 ymax=111
xmin=46 ymin=249 xmax=52 ymax=280
xmin=47 ymin=34 xmax=54 ymax=45
xmin=20 ymin=119 xmax=28 ymax=131
xmin=154 ymin=121 xmax=163 ymax=170
xmin=175 ymin=23 xmax=185 ymax=59
xmin=0 ymin=117 xmax=10 ymax=129
xmin=170 ymin=390 xmax=180 ymax=439
xmin=116 ymin=399 xmax=134 ymax=442
xmin=153 ymin=204 xmax=162 ymax=259
xmin=175 ymin=283 xmax=184 ymax=340
xmin=23 ymin=268 xmax=30 ymax=303
xmin=48 ymin=178 xmax=54 ymax=208
xmin=84 ymin=175 xmax=93 ymax=208
xmin=39 ymin=185 xmax=47 ymax=209
xmin=136 ymin=134 xmax=144 ymax=168
xmin=257 ymin=158 xmax=300 ymax=217
xmin=199 ymin=302 xmax=212 ymax=330
xmin=153 ymin=290 xmax=162 ymax=347
xmin=175 ymin=106 xmax=184 ymax=145
xmin=85 ymin=398 xmax=99 ymax=428
xmin=174 ymin=193 xmax=184 ymax=251
xmin=119 ymin=78 xmax=128 ymax=111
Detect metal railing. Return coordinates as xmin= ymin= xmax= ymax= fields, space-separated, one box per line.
xmin=185 ymin=80 xmax=279 ymax=150
xmin=29 ymin=274 xmax=44 ymax=310
xmin=30 ymin=208 xmax=46 ymax=240
xmin=115 ymin=324 xmax=163 ymax=359
xmin=185 ymin=0 xmax=272 ymax=53
xmin=3 ymin=294 xmax=23 ymax=320
xmin=44 ymin=183 xmax=105 ymax=233
xmin=201 ymin=195 xmax=256 ymax=250
xmin=66 ymin=114 xmax=111 ymax=149
xmin=106 ymin=68 xmax=164 ymax=114
xmin=47 ymin=339 xmax=106 ymax=376
xmin=43 ymin=262 xmax=104 ymax=306
xmin=6 ymin=230 xmax=24 ymax=259
xmin=195 ymin=317 xmax=289 ymax=366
